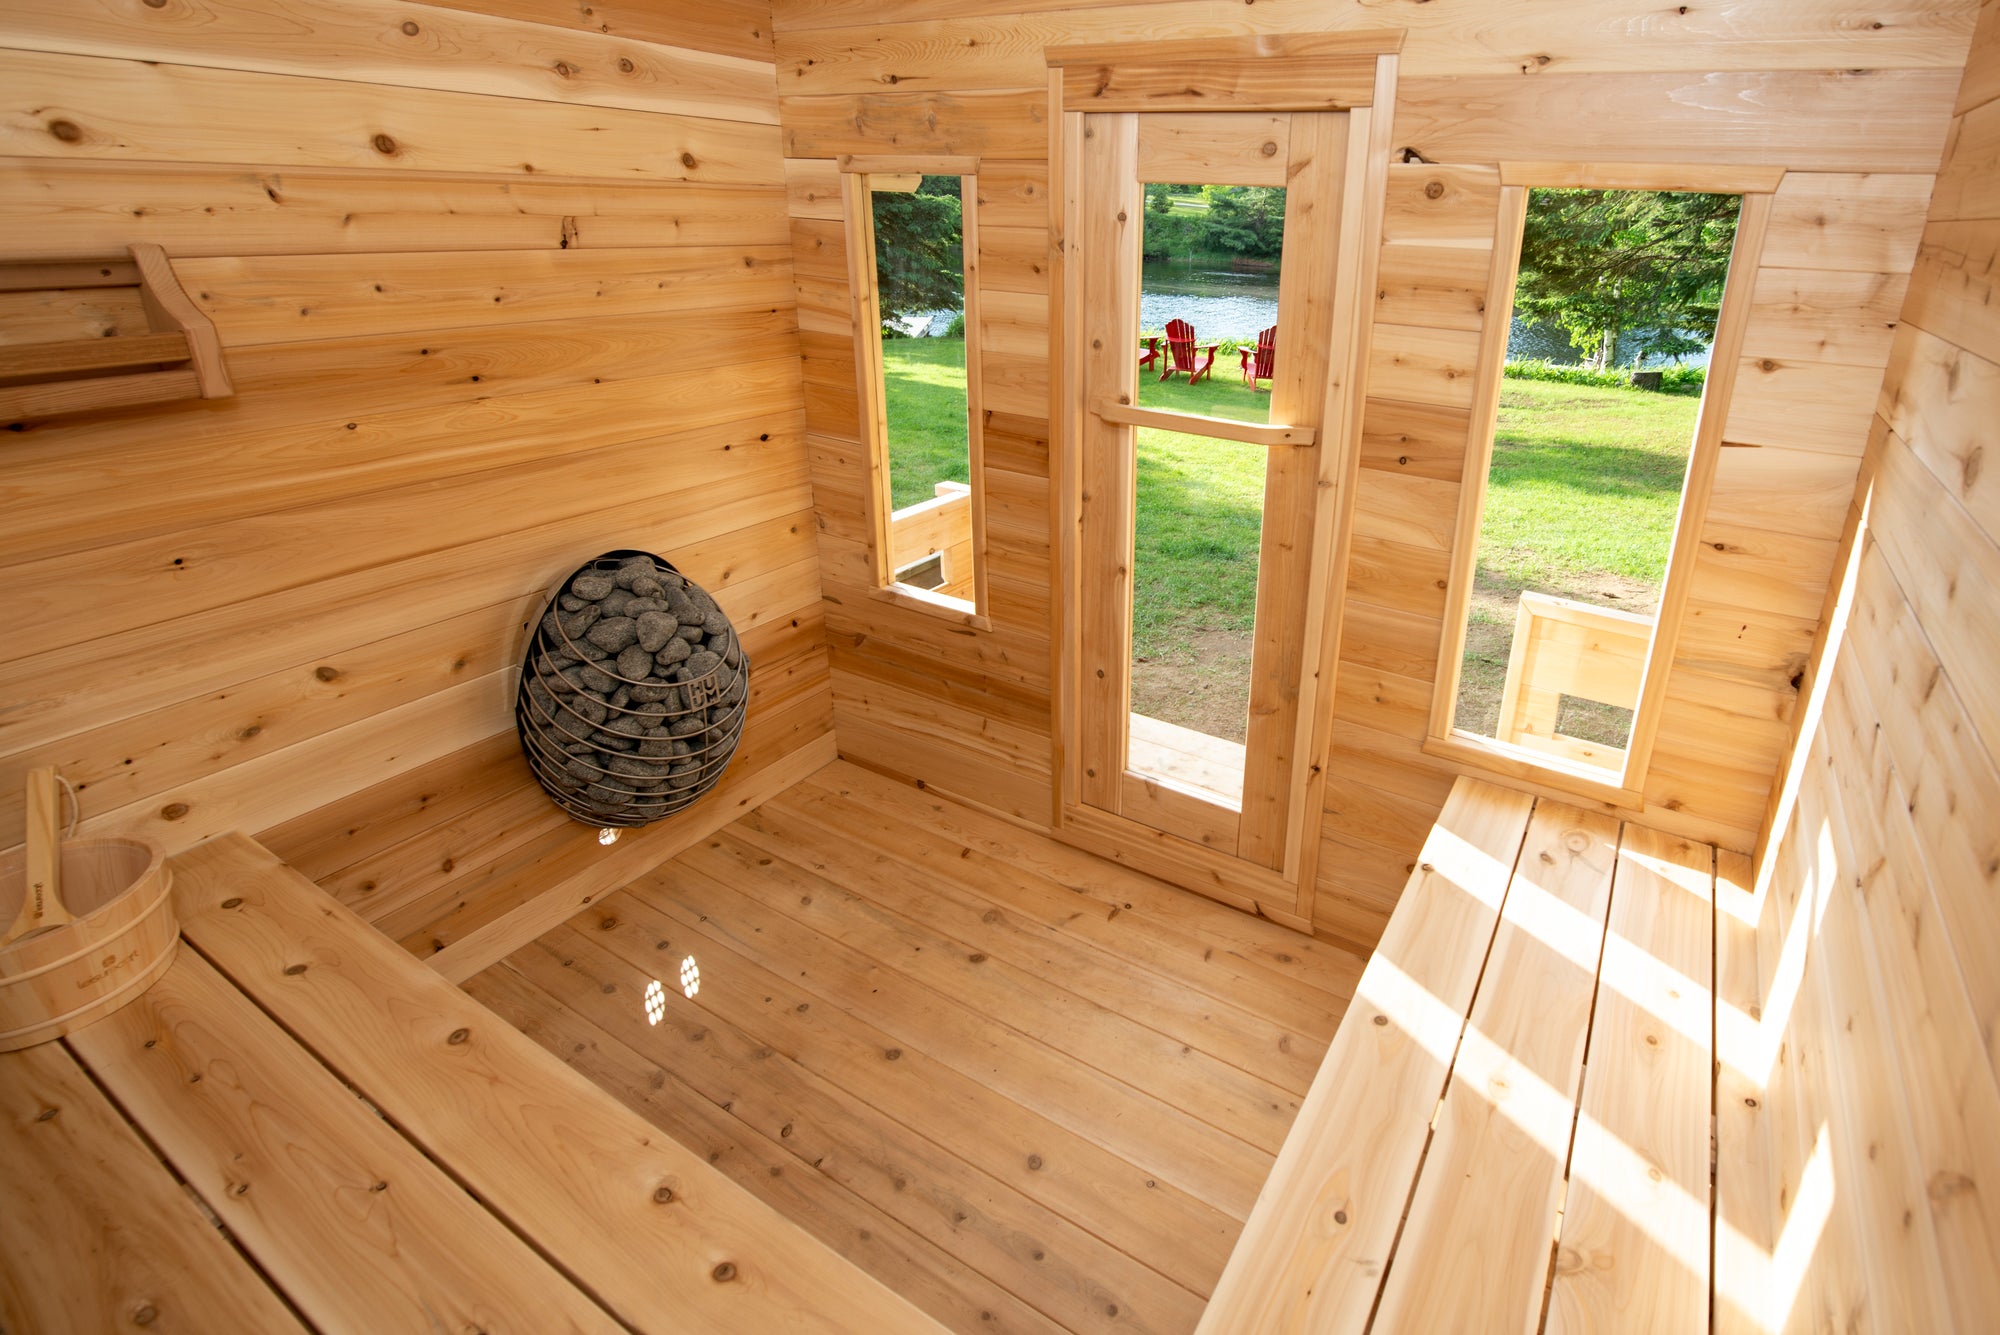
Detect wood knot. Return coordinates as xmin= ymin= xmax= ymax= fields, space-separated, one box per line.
xmin=48 ymin=118 xmax=83 ymax=143
xmin=681 ymin=151 xmax=698 ymax=169
xmin=618 ymin=57 xmax=635 ymax=73
xmin=447 ymin=1027 xmax=470 ymax=1045
xmin=371 ymin=133 xmax=398 ymax=155
xmin=36 ymin=1105 xmax=58 ymax=1122
xmin=400 ymin=19 xmax=418 ymax=34
xmin=1744 ymin=1095 xmax=1759 ymax=1108
xmin=1928 ymin=1171 xmax=1975 ymax=1201
xmin=220 ymin=897 xmax=243 ymax=910
xmin=1334 ymin=1208 xmax=1348 ymax=1224
xmin=1260 ymin=140 xmax=1278 ymax=157
xmin=711 ymin=1262 xmax=738 ymax=1283
xmin=883 ymin=1047 xmax=902 ymax=1060
xmin=132 ymin=1302 xmax=159 ymax=1326
xmin=1372 ymin=1014 xmax=1388 ymax=1026
xmin=1027 ymin=1154 xmax=1044 ymax=1170
xmin=160 ymin=802 xmax=190 ymax=821
xmin=142 ymin=0 xmax=167 ymax=7
xmin=283 ymin=963 xmax=308 ymax=976
xmin=653 ymin=1184 xmax=675 ymax=1203
xmin=1424 ymin=180 xmax=1445 ymax=200
xmin=554 ymin=60 xmax=575 ymax=78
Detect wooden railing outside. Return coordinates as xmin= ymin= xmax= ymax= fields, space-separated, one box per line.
xmin=1494 ymin=591 xmax=1653 ymax=770
xmin=889 ymin=481 xmax=975 ymax=601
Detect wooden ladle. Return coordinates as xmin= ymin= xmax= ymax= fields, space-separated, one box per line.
xmin=2 ymin=768 xmax=70 ymax=947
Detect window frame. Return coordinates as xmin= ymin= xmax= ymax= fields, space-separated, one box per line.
xmin=839 ymin=155 xmax=991 ymax=630
xmin=1421 ymin=169 xmax=1777 ymax=806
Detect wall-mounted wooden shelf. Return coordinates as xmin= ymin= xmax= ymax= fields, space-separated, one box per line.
xmin=0 ymin=245 xmax=232 ymax=424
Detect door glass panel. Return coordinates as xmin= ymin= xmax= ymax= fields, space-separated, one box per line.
xmin=1135 ymin=182 xmax=1285 ymax=426
xmin=1123 ymin=181 xmax=1290 ymax=801
xmin=1128 ymin=426 xmax=1265 ymax=803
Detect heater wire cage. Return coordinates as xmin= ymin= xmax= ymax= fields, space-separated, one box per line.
xmin=515 ymin=550 xmax=748 ymax=826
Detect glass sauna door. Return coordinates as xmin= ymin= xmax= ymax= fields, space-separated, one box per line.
xmin=1058 ymin=95 xmax=1388 ymax=924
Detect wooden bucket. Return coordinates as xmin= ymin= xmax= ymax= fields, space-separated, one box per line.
xmin=0 ymin=838 xmax=175 ymax=1052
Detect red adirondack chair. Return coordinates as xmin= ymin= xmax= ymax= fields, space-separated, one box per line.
xmin=1159 ymin=318 xmax=1218 ymax=384
xmin=1239 ymin=324 xmax=1276 ymax=391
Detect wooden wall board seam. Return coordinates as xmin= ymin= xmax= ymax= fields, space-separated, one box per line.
xmin=0 ymin=0 xmax=783 ymax=126
xmin=767 ymin=3 xmax=1979 ymax=89
xmin=4 ymin=48 xmax=786 ymax=185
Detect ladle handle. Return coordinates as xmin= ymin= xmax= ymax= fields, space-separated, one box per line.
xmin=4 ymin=768 xmax=70 ymax=946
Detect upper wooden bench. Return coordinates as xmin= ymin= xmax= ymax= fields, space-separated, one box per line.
xmin=0 ymin=833 xmax=940 ymax=1335
xmin=1199 ymin=777 xmax=1724 ymax=1333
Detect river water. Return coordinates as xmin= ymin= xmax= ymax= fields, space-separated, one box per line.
xmin=905 ymin=258 xmax=1709 ymax=367
xmin=1135 ymin=259 xmax=1712 ymax=368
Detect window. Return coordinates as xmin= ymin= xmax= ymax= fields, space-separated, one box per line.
xmin=842 ymin=160 xmax=987 ymax=624
xmin=1430 ymin=179 xmax=1763 ymax=796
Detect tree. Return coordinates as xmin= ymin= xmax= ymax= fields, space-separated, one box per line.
xmin=1201 ymin=185 xmax=1286 ymax=261
xmin=1514 ymin=189 xmax=1739 ymax=369
xmin=871 ymin=176 xmax=963 ymax=327
xmin=1146 ymin=182 xmax=1172 ymax=214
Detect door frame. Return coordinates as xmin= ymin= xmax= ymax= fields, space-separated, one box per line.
xmin=1047 ymin=34 xmax=1403 ymax=929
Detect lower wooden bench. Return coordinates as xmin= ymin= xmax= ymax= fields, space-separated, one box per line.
xmin=1200 ymin=776 xmax=1723 ymax=1332
xmin=0 ymin=832 xmax=940 ymax=1335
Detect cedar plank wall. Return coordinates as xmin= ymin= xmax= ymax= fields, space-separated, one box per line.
xmin=0 ymin=3 xmax=832 ymax=867
xmin=771 ymin=0 xmax=1977 ymax=946
xmin=1725 ymin=2 xmax=2000 ymax=1326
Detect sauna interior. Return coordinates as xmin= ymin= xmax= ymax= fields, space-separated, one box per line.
xmin=1 ymin=0 xmax=1996 ymax=1330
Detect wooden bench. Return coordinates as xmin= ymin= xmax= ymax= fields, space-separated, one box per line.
xmin=1199 ymin=776 xmax=1722 ymax=1332
xmin=0 ymin=833 xmax=940 ymax=1335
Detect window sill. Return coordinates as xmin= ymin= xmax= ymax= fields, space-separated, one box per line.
xmin=868 ymin=582 xmax=992 ymax=632
xmin=1420 ymin=732 xmax=1644 ymax=809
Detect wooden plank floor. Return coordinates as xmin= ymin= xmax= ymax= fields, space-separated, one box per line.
xmin=461 ymin=759 xmax=1367 ymax=1335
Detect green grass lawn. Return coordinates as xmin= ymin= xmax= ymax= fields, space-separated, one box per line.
xmin=1126 ymin=365 xmax=1272 ymax=653
xmin=882 ymin=338 xmax=971 ymax=510
xmin=881 ymin=338 xmax=1696 ymax=742
xmin=1478 ymin=380 xmax=1698 ymax=589
xmin=1458 ymin=380 xmax=1697 ymax=743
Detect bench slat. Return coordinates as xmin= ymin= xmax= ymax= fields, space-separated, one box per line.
xmin=1198 ymin=778 xmax=1537 ymax=1333
xmin=1545 ymin=825 xmax=1715 ymax=1332
xmin=168 ymin=832 xmax=942 ymax=1335
xmin=0 ymin=1042 xmax=308 ymax=1335
xmin=1712 ymin=849 xmax=1774 ymax=1335
xmin=67 ymin=948 xmax=622 ymax=1335
xmin=1370 ymin=799 xmax=1622 ymax=1332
